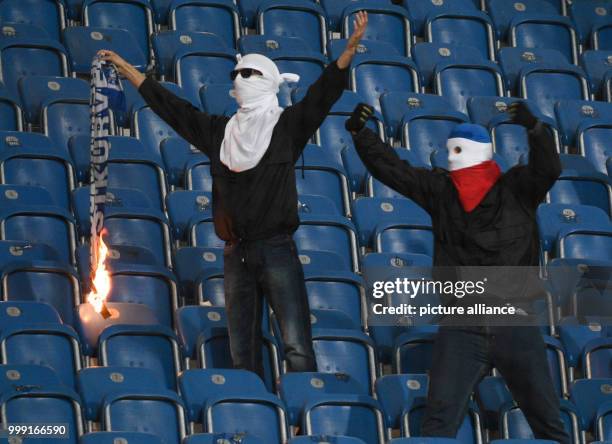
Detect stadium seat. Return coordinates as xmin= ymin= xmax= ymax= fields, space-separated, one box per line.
xmin=488 ymin=0 xmax=560 ymax=40
xmin=345 ymin=40 xmax=421 ymax=111
xmin=1 ymin=322 xmax=82 ymax=388
xmin=297 ymin=145 xmax=352 ymax=217
xmin=340 ymin=3 xmax=413 ymax=56
xmin=0 ymin=0 xmax=66 ymax=42
xmin=425 ymin=9 xmax=496 ymax=61
xmin=152 ymin=30 xmax=229 ymax=80
xmin=132 ymin=82 xmax=198 ymax=155
xmin=548 ymin=170 xmax=612 ymax=217
xmin=582 ymin=338 xmax=612 ymax=378
xmin=319 ymin=0 xmax=393 ymax=31
xmin=374 ymin=214 xmax=434 ymax=258
xmin=557 ymin=224 xmax=612 ymax=262
xmin=393 ymin=327 xmax=437 ymax=374
xmin=174 ymin=246 xmax=223 ymax=302
xmin=389 ymin=440 xmax=461 ymax=444
xmin=80 ymin=432 xmax=165 ymax=444
xmin=592 ymin=19 xmax=612 ymax=51
xmin=0 ymin=21 xmax=51 ymax=39
xmin=572 ymin=378 xmax=612 ymax=435
xmin=0 ymin=36 xmax=68 ymax=96
xmin=0 ymin=131 xmax=76 ymax=210
xmin=376 ymin=373 xmax=429 ymax=430
xmin=311 ymin=328 xmax=377 ymax=395
xmin=168 ymin=0 xmax=240 ymax=49
xmin=199 ymin=83 xmax=238 ymax=117
xmin=290 ymin=437 xmax=366 ymax=444
xmin=98 ymin=323 xmax=182 ymax=390
xmin=0 ymin=363 xmax=62 ymax=393
xmin=185 ymin=434 xmax=265 ymax=444
xmin=498 ymin=47 xmax=571 ymax=96
xmin=0 ymin=88 xmax=22 ymax=131
xmin=0 ymin=385 xmax=84 ymax=443
xmin=519 ymin=64 xmax=591 ymax=122
xmin=175 ymin=306 xmax=279 ymax=391
xmin=72 ymin=186 xmax=173 ymax=267
xmin=537 ymin=203 xmax=611 ymax=263
xmin=509 ymin=14 xmax=579 ymax=64
xmin=167 ymin=189 xmax=213 ymax=241
xmin=160 ymin=137 xmax=207 ymax=187
xmin=500 ymin=401 xmax=581 ymax=444
xmin=554 ymin=98 xmax=612 ymax=147
xmin=294 ymin=212 xmax=359 ymax=273
xmin=402 ymin=0 xmax=478 ymax=37
xmin=174 ymin=47 xmax=237 ymax=105
xmin=0 ymin=300 xmax=63 ymax=328
xmin=180 ymin=368 xmax=268 ymax=421
xmin=239 ymin=35 xmax=326 ymax=88
xmin=257 ymin=0 xmax=328 ymax=55
xmin=82 ymin=0 xmax=154 ymax=65
xmin=577 ymin=119 xmax=612 ymax=175
xmin=433 ymin=60 xmax=505 ymax=115
xmin=570 ymin=1 xmax=612 ymax=47
xmin=581 ymin=51 xmax=612 ymax=101
xmin=64 ymin=26 xmax=147 ymax=75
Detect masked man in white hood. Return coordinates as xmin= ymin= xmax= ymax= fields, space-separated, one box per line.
xmin=99 ymin=12 xmax=368 ymax=380
xmin=346 ymin=102 xmax=568 ymax=444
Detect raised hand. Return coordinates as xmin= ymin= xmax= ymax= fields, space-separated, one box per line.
xmin=97 ymin=49 xmax=146 ymax=88
xmin=337 ymin=11 xmax=368 ymax=69
xmin=346 ymin=103 xmax=374 ymax=134
xmin=507 ymin=101 xmax=538 ymax=129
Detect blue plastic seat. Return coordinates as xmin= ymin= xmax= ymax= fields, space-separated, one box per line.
xmin=320 ymin=0 xmax=395 ymax=31
xmin=0 ymin=385 xmax=84 ymax=443
xmin=572 ymin=378 xmax=612 ymax=436
xmin=340 ymin=3 xmax=413 ymax=56
xmin=433 ymin=60 xmax=505 ymax=115
xmin=557 ymin=224 xmax=612 ymax=262
xmin=425 ymin=9 xmax=496 ymax=61
xmin=179 ymin=368 xmax=268 ymax=422
xmin=294 ymin=213 xmax=359 ymax=273
xmin=520 ymin=64 xmax=591 ymax=122
xmin=548 ymin=171 xmax=612 ymax=217
xmin=160 ymin=137 xmax=208 ymax=187
xmin=257 ymin=0 xmax=328 ymax=55
xmin=80 ymin=432 xmax=164 ymax=444
xmin=0 ymin=0 xmax=66 ymax=42
xmin=582 ymin=51 xmax=612 ymax=99
xmin=290 ymin=437 xmax=367 ymax=444
xmin=167 ymin=189 xmax=213 ymax=241
xmin=199 ymin=82 xmax=238 ymax=117
xmin=347 ymin=41 xmax=421 ymax=111
xmin=374 ymin=214 xmax=434 ymax=258
xmin=0 ymin=363 xmax=62 ymax=393
xmin=185 ymin=434 xmax=265 ymax=444
xmin=592 ymin=19 xmax=612 ymax=51
xmin=239 ymin=35 xmax=326 ymax=88
xmin=1 ymin=323 xmax=82 ymax=388
xmin=72 ymin=186 xmax=173 ymax=267
xmin=402 ymin=0 xmax=478 ymax=37
xmin=498 ymin=47 xmax=570 ymax=95
xmin=174 ymin=47 xmax=237 ymax=105
xmin=174 ymin=246 xmax=223 ymax=302
xmin=169 ymin=0 xmax=240 ymax=49
xmin=393 ymin=328 xmax=437 ymax=374
xmin=0 ymin=300 xmax=62 ymax=328
xmin=488 ymin=0 xmax=560 ymax=41
xmin=83 ymin=0 xmax=154 ymax=65
xmin=64 ymin=26 xmax=147 ymax=75
xmin=0 ymin=88 xmax=22 ymax=131
xmin=132 ymin=82 xmax=197 ymax=155
xmin=570 ymin=1 xmax=612 ymax=47
xmin=98 ymin=324 xmax=182 ymax=391
xmin=0 ymin=22 xmax=52 ymax=39
xmin=578 ymin=121 xmax=612 ymax=175
xmin=153 ymin=30 xmax=229 ymax=80
xmin=311 ymin=328 xmax=377 ymax=395
xmin=554 ymin=99 xmax=612 ymax=149
xmin=0 ymin=36 xmax=68 ymax=96
xmin=582 ymin=338 xmax=612 ymax=378
xmin=376 ymin=373 xmax=429 ymax=430
xmin=389 ymin=440 xmax=461 ymax=444
xmin=175 ymin=306 xmax=280 ymax=391
xmin=509 ymin=14 xmax=579 ymax=64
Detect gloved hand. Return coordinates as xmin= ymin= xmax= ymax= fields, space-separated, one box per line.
xmin=507 ymin=101 xmax=538 ymax=129
xmin=345 ymin=103 xmax=374 ymax=134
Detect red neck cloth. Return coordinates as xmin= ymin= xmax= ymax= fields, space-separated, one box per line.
xmin=449 ymin=160 xmax=502 ymax=212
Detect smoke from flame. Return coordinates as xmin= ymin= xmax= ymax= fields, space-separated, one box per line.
xmin=88 ymin=234 xmax=111 ymax=313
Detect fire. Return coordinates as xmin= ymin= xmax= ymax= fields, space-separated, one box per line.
xmin=88 ymin=234 xmax=111 ymax=313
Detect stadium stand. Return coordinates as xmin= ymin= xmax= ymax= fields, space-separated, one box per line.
xmin=0 ymin=1 xmax=610 ymax=443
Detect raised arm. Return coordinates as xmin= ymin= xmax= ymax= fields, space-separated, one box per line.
xmin=506 ymin=102 xmax=562 ymax=208
xmin=347 ymin=104 xmax=443 ymax=213
xmin=98 ymin=50 xmax=223 ymax=156
xmin=286 ymin=12 xmax=368 ymax=157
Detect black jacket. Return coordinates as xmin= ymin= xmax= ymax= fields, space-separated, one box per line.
xmin=353 ymin=122 xmax=561 ymax=268
xmin=139 ymin=62 xmax=349 ymax=241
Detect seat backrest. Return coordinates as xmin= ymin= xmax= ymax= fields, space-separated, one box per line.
xmin=555 ymin=99 xmax=612 ymax=148
xmin=548 ymin=174 xmax=612 ymax=217
xmin=375 ymin=374 xmax=429 ymax=429
xmin=570 ymin=1 xmax=611 ymax=44
xmin=80 ymin=432 xmax=164 ymax=444
xmin=499 ymin=46 xmax=570 ymax=94
xmin=488 ymin=0 xmax=559 ymax=39
xmin=169 ymin=0 xmax=239 ymax=49
xmin=511 ymin=15 xmax=579 ymax=64
xmin=0 ymin=0 xmax=65 ymax=41
xmin=581 ymin=50 xmax=612 ymax=97
xmin=579 ymin=122 xmax=612 ymax=175
xmin=404 ymin=0 xmax=477 ymax=36
xmin=559 ymin=225 xmax=612 ymax=262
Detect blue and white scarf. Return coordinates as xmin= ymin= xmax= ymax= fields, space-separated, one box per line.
xmin=89 ymin=56 xmax=125 ymax=281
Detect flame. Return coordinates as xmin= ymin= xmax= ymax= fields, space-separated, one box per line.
xmin=87 ymin=234 xmax=111 ymax=313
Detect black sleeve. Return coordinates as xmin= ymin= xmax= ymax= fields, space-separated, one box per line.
xmin=138 ymin=77 xmax=227 ymax=156
xmin=507 ymin=121 xmax=562 ymax=209
xmin=353 ymin=128 xmax=445 ymax=213
xmin=284 ymin=60 xmax=349 ymax=160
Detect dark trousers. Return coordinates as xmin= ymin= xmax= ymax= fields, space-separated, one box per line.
xmin=223 ymin=233 xmax=317 ymax=380
xmin=421 ymin=326 xmax=570 ymax=444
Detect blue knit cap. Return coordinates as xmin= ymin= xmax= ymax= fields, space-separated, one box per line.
xmin=448 ymin=123 xmax=491 ymax=144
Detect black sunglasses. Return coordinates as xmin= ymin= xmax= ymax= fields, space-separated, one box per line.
xmin=230 ymin=68 xmax=263 ymax=81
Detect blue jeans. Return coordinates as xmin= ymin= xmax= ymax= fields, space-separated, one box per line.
xmin=223 ymin=234 xmax=316 ymax=379
xmin=421 ymin=326 xmax=570 ymax=444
